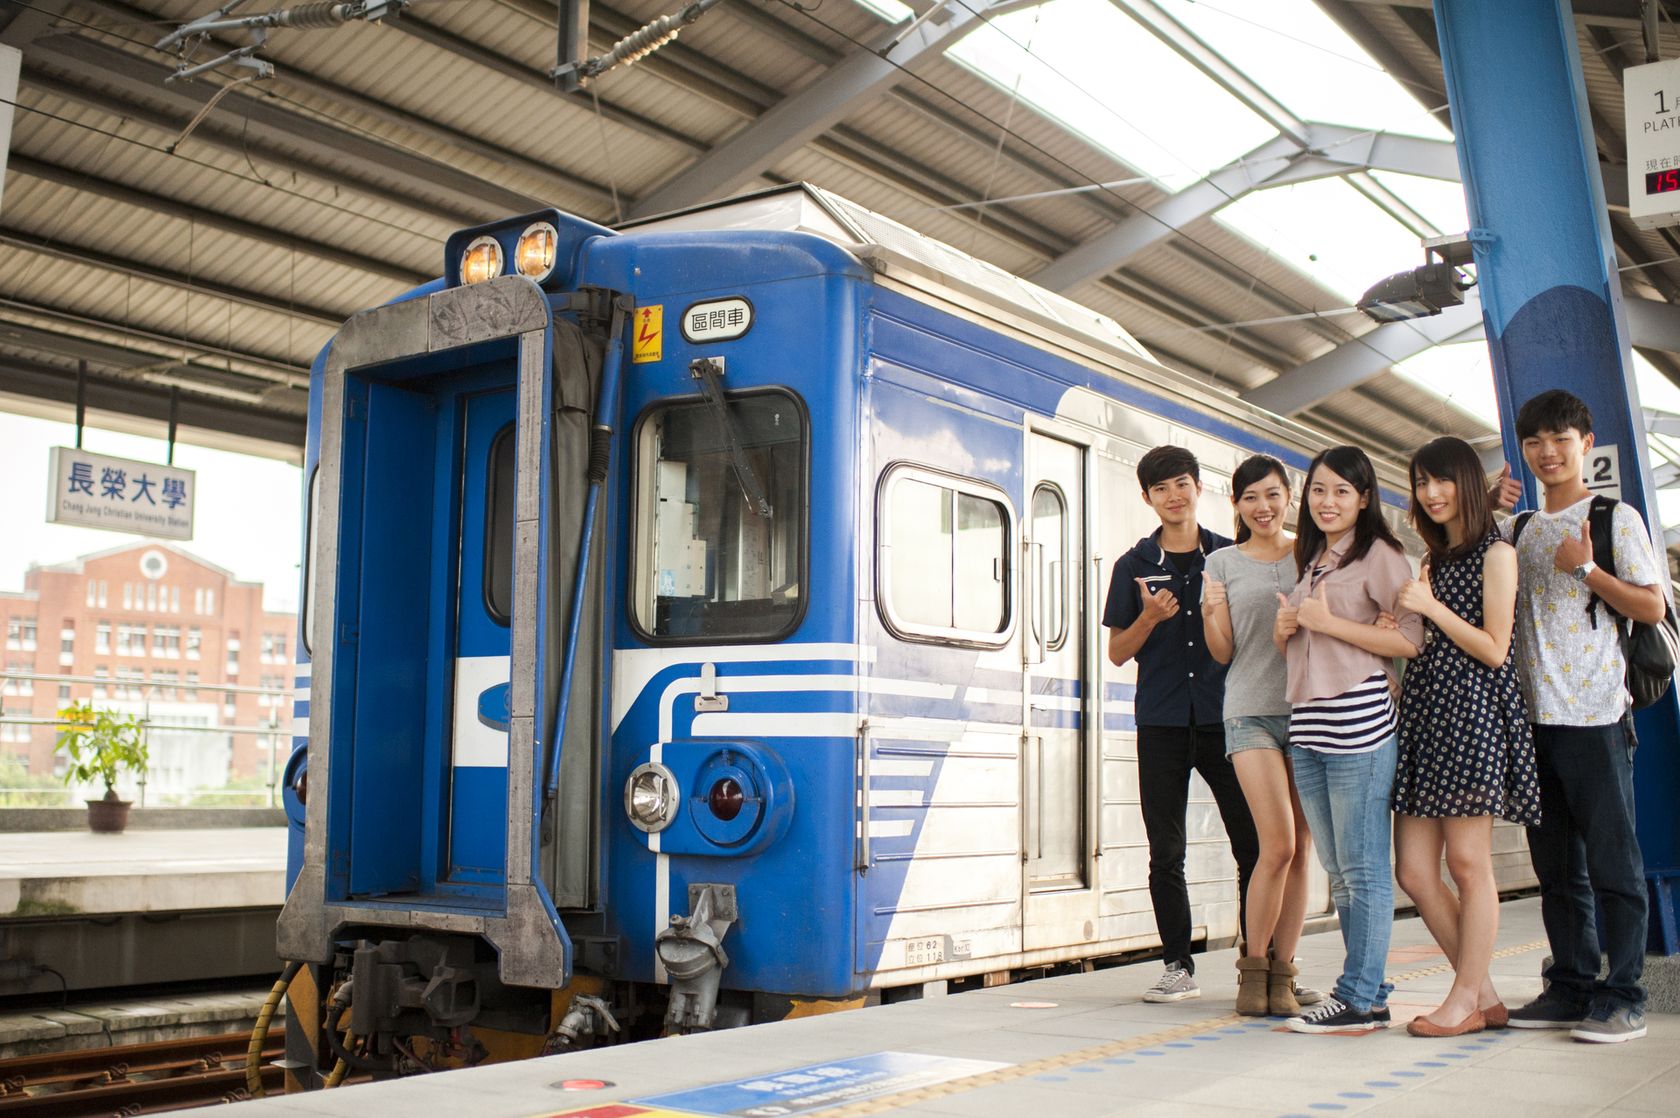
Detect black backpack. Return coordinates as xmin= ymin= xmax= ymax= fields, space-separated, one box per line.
xmin=1511 ymin=496 xmax=1680 ymax=710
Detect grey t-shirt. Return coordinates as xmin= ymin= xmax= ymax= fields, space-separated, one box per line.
xmin=1205 ymin=544 xmax=1295 ymax=720
xmin=1502 ymin=496 xmax=1662 ymax=725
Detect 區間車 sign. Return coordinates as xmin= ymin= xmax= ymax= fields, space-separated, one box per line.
xmin=46 ymin=447 xmax=195 ymax=541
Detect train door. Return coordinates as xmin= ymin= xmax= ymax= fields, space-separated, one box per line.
xmin=1022 ymin=430 xmax=1098 ymax=949
xmin=445 ymin=389 xmax=516 ymax=884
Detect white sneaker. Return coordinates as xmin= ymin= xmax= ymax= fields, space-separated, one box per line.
xmin=1142 ymin=964 xmax=1200 ymax=1003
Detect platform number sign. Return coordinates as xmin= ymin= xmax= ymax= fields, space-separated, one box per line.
xmin=1626 ymin=58 xmax=1680 ymax=229
xmin=1585 ymin=442 xmax=1621 ymax=500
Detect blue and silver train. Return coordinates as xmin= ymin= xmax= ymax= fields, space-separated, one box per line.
xmin=274 ymin=184 xmax=1530 ymax=1084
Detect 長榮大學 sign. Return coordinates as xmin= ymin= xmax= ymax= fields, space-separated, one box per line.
xmin=46 ymin=447 xmax=195 ymax=541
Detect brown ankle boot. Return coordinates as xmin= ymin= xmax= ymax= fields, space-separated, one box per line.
xmin=1236 ymin=956 xmax=1270 ymax=1016
xmin=1268 ymin=957 xmax=1301 ymax=1017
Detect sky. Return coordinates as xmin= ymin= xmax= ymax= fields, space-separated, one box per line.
xmin=0 ymin=411 xmax=305 ymax=613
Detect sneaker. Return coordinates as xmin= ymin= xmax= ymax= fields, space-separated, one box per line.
xmin=1371 ymin=1005 xmax=1391 ymax=1024
xmin=1294 ymin=981 xmax=1326 ymax=1007
xmin=1506 ymin=990 xmax=1588 ymax=1030
xmin=1570 ymin=1001 xmax=1646 ymax=1044
xmin=1285 ymin=996 xmax=1382 ymax=1034
xmin=1142 ymin=964 xmax=1200 ymax=1003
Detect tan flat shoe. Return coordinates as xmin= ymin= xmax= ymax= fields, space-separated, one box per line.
xmin=1407 ymin=1009 xmax=1486 ymax=1038
xmin=1482 ymin=1002 xmax=1509 ymax=1029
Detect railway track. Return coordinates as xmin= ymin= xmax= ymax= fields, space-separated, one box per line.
xmin=0 ymin=1031 xmax=283 ymax=1115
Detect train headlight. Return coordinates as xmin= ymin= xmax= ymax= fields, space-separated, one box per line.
xmin=625 ymin=762 xmax=678 ymax=833
xmin=515 ymin=222 xmax=559 ymax=281
xmin=460 ymin=235 xmax=503 ymax=285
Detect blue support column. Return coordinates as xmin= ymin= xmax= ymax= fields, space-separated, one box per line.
xmin=1434 ymin=0 xmax=1680 ymax=953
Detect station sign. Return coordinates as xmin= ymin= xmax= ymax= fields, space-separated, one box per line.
xmin=1625 ymin=58 xmax=1680 ymax=229
xmin=46 ymin=446 xmax=195 ymax=540
xmin=1585 ymin=441 xmax=1622 ymax=500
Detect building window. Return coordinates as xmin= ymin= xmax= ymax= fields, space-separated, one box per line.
xmin=117 ymin=624 xmax=147 ymax=657
xmin=186 ymin=627 xmax=201 ymax=659
xmin=98 ymin=581 xmax=107 ymax=608
xmin=59 ymin=625 xmax=74 ymax=667
xmin=631 ymin=390 xmax=807 ymax=642
xmin=170 ymin=587 xmax=179 ymax=613
xmin=97 ymin=622 xmax=111 ymax=653
xmin=153 ymin=670 xmax=179 ymax=700
xmin=86 ymin=582 xmax=97 ymax=607
xmin=205 ymin=589 xmax=215 ymax=616
xmin=116 ymin=667 xmax=144 ymax=700
xmin=3 ymin=664 xmax=32 ymax=697
xmin=58 ymin=682 xmax=71 ymax=702
xmin=261 ymin=633 xmax=289 ymax=663
xmin=6 ymin=618 xmax=36 ymax=651
xmin=184 ymin=670 xmax=199 ymax=700
xmin=124 ymin=583 xmax=134 ymax=610
xmin=93 ymin=666 xmax=109 ymax=700
xmin=155 ymin=626 xmax=181 ymax=658
xmin=877 ymin=466 xmax=1013 ymax=644
xmin=226 ymin=636 xmax=239 ymax=677
xmin=146 ymin=584 xmax=157 ymax=612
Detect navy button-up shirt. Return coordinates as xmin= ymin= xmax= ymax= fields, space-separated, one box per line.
xmin=1102 ymin=526 xmax=1231 ymax=728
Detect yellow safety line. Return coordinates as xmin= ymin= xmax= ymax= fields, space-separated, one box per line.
xmin=806 ymin=938 xmax=1550 ymax=1118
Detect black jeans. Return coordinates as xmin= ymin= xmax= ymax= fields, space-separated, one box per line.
xmin=1137 ymin=723 xmax=1260 ymax=973
xmin=1526 ymin=721 xmax=1648 ymax=1010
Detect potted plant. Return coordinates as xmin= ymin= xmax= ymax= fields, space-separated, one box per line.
xmin=54 ymin=702 xmax=149 ymax=833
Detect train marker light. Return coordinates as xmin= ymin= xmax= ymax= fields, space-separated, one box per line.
xmin=516 ymin=222 xmax=560 ymax=281
xmin=461 ymin=235 xmax=504 ymax=285
xmin=707 ymin=777 xmax=745 ymax=821
xmin=625 ymin=761 xmax=678 ymax=832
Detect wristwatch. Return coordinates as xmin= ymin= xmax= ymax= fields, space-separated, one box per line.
xmin=1572 ymin=560 xmax=1597 ymax=582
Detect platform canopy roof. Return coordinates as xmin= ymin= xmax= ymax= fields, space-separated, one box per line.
xmin=3 ymin=0 xmax=1680 ymax=510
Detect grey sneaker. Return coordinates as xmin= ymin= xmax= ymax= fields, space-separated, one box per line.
xmin=1294 ymin=981 xmax=1325 ymax=1006
xmin=1142 ymin=963 xmax=1200 ymax=1003
xmin=1506 ymin=990 xmax=1588 ymax=1029
xmin=1570 ymin=1001 xmax=1646 ymax=1044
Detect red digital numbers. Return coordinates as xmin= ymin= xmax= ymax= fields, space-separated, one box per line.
xmin=1645 ymin=169 xmax=1680 ymax=195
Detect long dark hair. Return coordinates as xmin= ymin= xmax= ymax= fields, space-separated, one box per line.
xmin=1408 ymin=436 xmax=1494 ymax=564
xmin=1295 ymin=445 xmax=1401 ymax=577
xmin=1230 ymin=454 xmax=1291 ymax=545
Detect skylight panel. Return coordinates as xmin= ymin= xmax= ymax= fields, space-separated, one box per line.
xmin=1390 ymin=342 xmax=1496 ymax=429
xmin=1370 ymin=171 xmax=1470 ymax=237
xmin=1152 ymin=0 xmax=1451 ymax=141
xmin=1215 ymin=177 xmax=1427 ymax=303
xmin=851 ymin=0 xmax=912 ymax=23
xmin=946 ymin=0 xmax=1275 ymax=193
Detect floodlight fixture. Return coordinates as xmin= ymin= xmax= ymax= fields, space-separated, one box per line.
xmin=1357 ymin=232 xmax=1477 ymax=323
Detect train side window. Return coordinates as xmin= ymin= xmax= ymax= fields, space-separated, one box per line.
xmin=878 ymin=466 xmax=1013 ymax=645
xmin=484 ymin=423 xmax=515 ymax=626
xmin=632 ymin=390 xmax=807 ymax=642
xmin=1032 ymin=483 xmax=1068 ymax=651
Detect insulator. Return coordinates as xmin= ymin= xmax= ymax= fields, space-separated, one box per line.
xmin=273 ymin=2 xmax=351 ymax=30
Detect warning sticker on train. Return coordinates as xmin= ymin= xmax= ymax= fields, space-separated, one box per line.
xmin=634 ymin=1052 xmax=1009 ymax=1116
xmin=633 ymin=305 xmax=663 ymax=364
xmin=680 ymin=297 xmax=753 ymax=343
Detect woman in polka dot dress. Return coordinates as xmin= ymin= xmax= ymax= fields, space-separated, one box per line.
xmin=1394 ymin=436 xmax=1541 ymax=1039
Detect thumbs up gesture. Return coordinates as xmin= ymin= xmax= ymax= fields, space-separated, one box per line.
xmin=1273 ymin=591 xmax=1301 ymax=642
xmin=1489 ymin=462 xmax=1521 ymax=512
xmin=1552 ymin=519 xmax=1594 ymax=575
xmin=1297 ymin=582 xmax=1334 ymax=632
xmin=1201 ymin=571 xmax=1227 ymax=610
xmin=1136 ymin=577 xmax=1179 ymax=624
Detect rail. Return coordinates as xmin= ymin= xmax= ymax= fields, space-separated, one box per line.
xmin=0 ymin=668 xmax=294 ymax=808
xmin=0 ymin=1030 xmax=284 ymax=1114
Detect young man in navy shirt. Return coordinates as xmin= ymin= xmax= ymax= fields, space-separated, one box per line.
xmin=1104 ymin=445 xmax=1260 ymax=1002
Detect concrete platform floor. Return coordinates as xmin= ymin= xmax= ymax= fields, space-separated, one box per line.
xmin=243 ymin=896 xmax=1679 ymax=1118
xmin=0 ymin=827 xmax=286 ymax=916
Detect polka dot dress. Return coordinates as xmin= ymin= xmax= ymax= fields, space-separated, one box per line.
xmin=1395 ymin=530 xmax=1541 ymax=824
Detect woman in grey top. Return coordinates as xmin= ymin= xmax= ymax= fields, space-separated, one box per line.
xmin=1203 ymin=454 xmax=1317 ymax=1017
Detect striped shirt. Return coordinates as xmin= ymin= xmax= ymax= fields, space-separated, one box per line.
xmin=1289 ymin=671 xmax=1395 ymax=754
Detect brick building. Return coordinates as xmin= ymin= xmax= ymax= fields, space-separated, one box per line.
xmin=0 ymin=541 xmax=296 ymax=801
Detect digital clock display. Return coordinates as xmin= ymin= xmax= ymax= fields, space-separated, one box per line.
xmin=1646 ymin=169 xmax=1680 ymax=195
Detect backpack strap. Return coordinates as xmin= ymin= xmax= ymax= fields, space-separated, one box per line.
xmin=1587 ymin=495 xmax=1619 ymax=631
xmin=1510 ymin=509 xmax=1535 ymax=546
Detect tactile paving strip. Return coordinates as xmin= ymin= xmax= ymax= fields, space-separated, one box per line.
xmin=804 ymin=939 xmax=1550 ymax=1117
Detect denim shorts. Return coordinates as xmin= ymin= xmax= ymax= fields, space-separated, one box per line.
xmin=1224 ymin=714 xmax=1290 ymax=757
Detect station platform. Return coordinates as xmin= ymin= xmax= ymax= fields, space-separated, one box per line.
xmin=243 ymin=896 xmax=1676 ymax=1118
xmin=0 ymin=827 xmax=286 ymax=995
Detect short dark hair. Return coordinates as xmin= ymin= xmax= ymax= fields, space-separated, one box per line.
xmin=1516 ymin=389 xmax=1592 ymax=441
xmin=1408 ymin=436 xmax=1494 ymax=564
xmin=1137 ymin=445 xmax=1199 ymax=491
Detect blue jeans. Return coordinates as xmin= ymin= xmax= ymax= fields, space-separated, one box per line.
xmin=1526 ymin=721 xmax=1647 ymax=1010
xmin=1291 ymin=735 xmax=1397 ymax=1014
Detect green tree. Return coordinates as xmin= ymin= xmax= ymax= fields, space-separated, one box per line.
xmin=0 ymin=757 xmax=66 ymax=806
